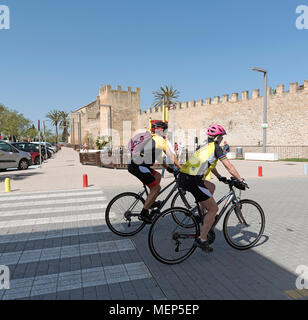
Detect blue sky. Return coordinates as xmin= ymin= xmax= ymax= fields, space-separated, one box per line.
xmin=0 ymin=0 xmax=307 ymax=130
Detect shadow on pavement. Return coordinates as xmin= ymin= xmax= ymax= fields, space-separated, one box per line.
xmin=0 ymin=171 xmax=43 ymax=183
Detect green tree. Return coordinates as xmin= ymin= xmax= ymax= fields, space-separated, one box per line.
xmin=1 ymin=109 xmax=30 ymax=141
xmin=59 ymin=111 xmax=69 ymax=143
xmin=46 ymin=110 xmax=62 ymax=144
xmin=25 ymin=125 xmax=38 ymax=141
xmin=44 ymin=129 xmax=57 ymax=143
xmin=0 ymin=104 xmax=9 ymax=136
xmin=152 ymin=85 xmax=180 ymax=109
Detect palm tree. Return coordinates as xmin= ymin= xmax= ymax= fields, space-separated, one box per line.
xmin=46 ymin=110 xmax=62 ymax=144
xmin=152 ymin=85 xmax=180 ymax=109
xmin=59 ymin=111 xmax=69 ymax=142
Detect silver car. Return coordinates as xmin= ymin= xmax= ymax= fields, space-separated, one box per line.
xmin=0 ymin=140 xmax=32 ymax=170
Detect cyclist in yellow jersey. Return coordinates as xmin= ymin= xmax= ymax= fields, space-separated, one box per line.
xmin=178 ymin=124 xmax=246 ymax=252
xmin=128 ymin=122 xmax=181 ymax=223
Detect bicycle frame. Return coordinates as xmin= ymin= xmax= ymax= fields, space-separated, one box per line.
xmin=192 ymin=185 xmax=247 ymax=230
xmin=129 ymin=177 xmax=183 ymax=217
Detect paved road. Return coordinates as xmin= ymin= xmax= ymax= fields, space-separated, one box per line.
xmin=0 ymin=176 xmax=307 ymax=300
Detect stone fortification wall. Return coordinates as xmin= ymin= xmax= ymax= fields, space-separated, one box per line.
xmin=139 ymin=81 xmax=308 ymax=147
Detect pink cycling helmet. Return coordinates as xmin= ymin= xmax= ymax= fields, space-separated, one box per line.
xmin=207 ymin=124 xmax=226 ymax=137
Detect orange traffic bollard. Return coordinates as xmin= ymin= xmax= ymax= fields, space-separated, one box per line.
xmin=258 ymin=166 xmax=263 ymax=177
xmin=83 ymin=174 xmax=88 ymax=187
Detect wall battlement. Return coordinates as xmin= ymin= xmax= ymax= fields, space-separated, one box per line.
xmin=99 ymin=84 xmax=140 ymax=96
xmin=143 ymin=80 xmax=308 ymax=113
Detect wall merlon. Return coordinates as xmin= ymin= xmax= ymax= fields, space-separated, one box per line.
xmin=231 ymin=93 xmax=239 ymax=102
xmin=188 ymin=100 xmax=196 ymax=108
xmin=117 ymin=86 xmax=122 ymax=92
xmin=147 ymin=107 xmax=152 ymax=113
xmin=241 ymin=91 xmax=249 ymax=100
xmin=289 ymin=82 xmax=298 ymax=93
xmin=252 ymin=89 xmax=260 ymax=99
xmin=213 ymin=96 xmax=220 ymax=104
xmin=276 ymin=84 xmax=285 ymax=94
xmin=222 ymin=94 xmax=229 ymax=103
xmin=183 ymin=102 xmax=188 ymax=108
xmin=197 ymin=99 xmax=204 ymax=106
xmin=127 ymin=86 xmax=132 ymax=92
xmin=205 ymin=98 xmax=211 ymax=104
xmin=305 ymin=80 xmax=308 ymax=91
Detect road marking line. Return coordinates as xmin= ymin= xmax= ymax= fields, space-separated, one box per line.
xmin=0 ymin=190 xmax=104 ymax=201
xmin=0 ymin=203 xmax=107 ymax=218
xmin=0 ymin=239 xmax=135 ymax=265
xmin=0 ymin=225 xmax=110 ymax=244
xmin=0 ymin=212 xmax=106 ymax=229
xmin=1 ymin=262 xmax=151 ymax=299
xmin=0 ymin=197 xmax=106 ymax=208
xmin=0 ymin=188 xmax=103 ymax=197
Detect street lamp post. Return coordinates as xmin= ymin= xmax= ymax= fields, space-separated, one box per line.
xmin=252 ymin=67 xmax=268 ymax=153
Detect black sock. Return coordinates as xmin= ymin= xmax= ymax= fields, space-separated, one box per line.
xmin=141 ymin=208 xmax=149 ymax=216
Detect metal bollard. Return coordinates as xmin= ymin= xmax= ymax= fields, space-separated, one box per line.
xmin=5 ymin=178 xmax=11 ymax=193
xmin=304 ymin=164 xmax=307 ymax=176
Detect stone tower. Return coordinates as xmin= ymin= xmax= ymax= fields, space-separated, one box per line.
xmin=69 ymin=85 xmax=140 ymax=148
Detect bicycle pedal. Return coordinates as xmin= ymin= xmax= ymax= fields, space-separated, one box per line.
xmin=150 ymin=201 xmax=162 ymax=209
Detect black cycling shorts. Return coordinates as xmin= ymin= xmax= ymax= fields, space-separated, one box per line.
xmin=178 ymin=172 xmax=212 ymax=202
xmin=128 ymin=163 xmax=159 ymax=188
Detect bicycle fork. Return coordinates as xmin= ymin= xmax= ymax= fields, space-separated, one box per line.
xmin=234 ymin=202 xmax=249 ymax=227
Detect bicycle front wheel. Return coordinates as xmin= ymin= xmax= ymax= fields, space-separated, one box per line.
xmin=105 ymin=192 xmax=145 ymax=237
xmin=223 ymin=199 xmax=265 ymax=250
xmin=148 ymin=207 xmax=200 ymax=265
xmin=171 ymin=191 xmax=198 ymax=228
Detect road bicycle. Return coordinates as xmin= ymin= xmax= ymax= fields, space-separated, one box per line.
xmin=148 ymin=178 xmax=265 ymax=265
xmin=105 ymin=170 xmax=190 ymax=237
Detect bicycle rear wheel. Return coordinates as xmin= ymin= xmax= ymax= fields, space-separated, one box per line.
xmin=148 ymin=207 xmax=200 ymax=264
xmin=223 ymin=199 xmax=265 ymax=250
xmin=105 ymin=192 xmax=145 ymax=237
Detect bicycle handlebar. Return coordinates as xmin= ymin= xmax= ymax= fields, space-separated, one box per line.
xmin=223 ymin=177 xmax=249 ymax=190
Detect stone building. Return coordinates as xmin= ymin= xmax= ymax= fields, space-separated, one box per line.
xmin=69 ymin=85 xmax=140 ymax=148
xmin=69 ymin=80 xmax=308 ymax=151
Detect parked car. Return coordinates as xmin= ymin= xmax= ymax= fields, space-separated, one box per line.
xmin=0 ymin=140 xmax=32 ymax=170
xmin=32 ymin=142 xmax=55 ymax=155
xmin=50 ymin=142 xmax=61 ymax=151
xmin=11 ymin=142 xmax=45 ymax=165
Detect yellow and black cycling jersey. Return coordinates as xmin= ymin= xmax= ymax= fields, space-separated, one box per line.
xmin=180 ymin=141 xmax=227 ymax=180
xmin=132 ymin=134 xmax=167 ymax=166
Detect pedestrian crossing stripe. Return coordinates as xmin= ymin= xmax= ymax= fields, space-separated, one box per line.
xmin=0 ymin=188 xmax=103 ymax=197
xmin=0 ymin=196 xmax=106 ymax=208
xmin=0 ymin=239 xmax=136 ymax=265
xmin=0 ymin=190 xmax=104 ymax=201
xmin=1 ymin=262 xmax=152 ymax=300
xmin=0 ymin=203 xmax=107 ymax=218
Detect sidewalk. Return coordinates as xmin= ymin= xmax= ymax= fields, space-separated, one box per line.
xmin=0 ymin=147 xmax=307 ymax=193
